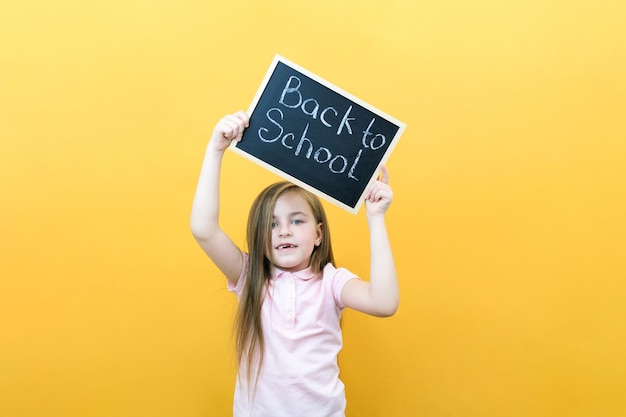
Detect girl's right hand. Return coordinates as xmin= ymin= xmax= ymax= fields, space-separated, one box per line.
xmin=208 ymin=111 xmax=250 ymax=152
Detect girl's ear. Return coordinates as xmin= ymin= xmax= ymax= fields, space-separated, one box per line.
xmin=315 ymin=222 xmax=323 ymax=246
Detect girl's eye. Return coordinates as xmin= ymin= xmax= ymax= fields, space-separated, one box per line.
xmin=292 ymin=219 xmax=303 ymax=225
xmin=271 ymin=222 xmax=278 ymax=228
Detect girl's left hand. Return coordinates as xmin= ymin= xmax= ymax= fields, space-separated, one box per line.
xmin=365 ymin=165 xmax=393 ymax=217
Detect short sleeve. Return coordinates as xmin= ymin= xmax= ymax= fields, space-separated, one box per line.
xmin=323 ymin=263 xmax=360 ymax=309
xmin=227 ymin=251 xmax=248 ymax=296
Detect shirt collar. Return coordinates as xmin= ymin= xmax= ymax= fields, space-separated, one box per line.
xmin=273 ymin=266 xmax=317 ymax=281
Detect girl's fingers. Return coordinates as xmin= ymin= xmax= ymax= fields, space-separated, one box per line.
xmin=220 ymin=121 xmax=238 ymax=139
xmin=367 ymin=182 xmax=391 ymax=202
xmin=221 ymin=113 xmax=248 ymax=139
xmin=379 ymin=165 xmax=390 ymax=184
xmin=366 ymin=168 xmax=393 ymax=213
xmin=233 ymin=110 xmax=250 ymax=127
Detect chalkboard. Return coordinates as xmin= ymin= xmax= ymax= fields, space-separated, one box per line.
xmin=230 ymin=55 xmax=406 ymax=214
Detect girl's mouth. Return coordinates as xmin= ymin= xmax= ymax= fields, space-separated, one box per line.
xmin=276 ymin=244 xmax=297 ymax=250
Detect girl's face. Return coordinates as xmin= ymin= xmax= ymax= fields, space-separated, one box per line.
xmin=269 ymin=192 xmax=322 ymax=272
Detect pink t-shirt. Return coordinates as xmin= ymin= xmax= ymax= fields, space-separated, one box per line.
xmin=228 ymin=252 xmax=359 ymax=417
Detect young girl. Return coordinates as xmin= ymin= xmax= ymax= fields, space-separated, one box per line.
xmin=190 ymin=111 xmax=399 ymax=417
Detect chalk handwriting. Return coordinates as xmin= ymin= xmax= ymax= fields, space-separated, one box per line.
xmin=258 ymin=108 xmax=361 ymax=180
xmin=279 ymin=75 xmax=355 ymax=136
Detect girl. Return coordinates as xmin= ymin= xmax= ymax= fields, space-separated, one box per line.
xmin=190 ymin=111 xmax=399 ymax=417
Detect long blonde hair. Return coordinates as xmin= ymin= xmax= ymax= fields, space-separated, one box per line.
xmin=234 ymin=182 xmax=335 ymax=390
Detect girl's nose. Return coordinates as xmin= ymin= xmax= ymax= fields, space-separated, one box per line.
xmin=278 ymin=224 xmax=292 ymax=237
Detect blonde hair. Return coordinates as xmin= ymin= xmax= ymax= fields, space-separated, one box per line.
xmin=234 ymin=182 xmax=334 ymax=391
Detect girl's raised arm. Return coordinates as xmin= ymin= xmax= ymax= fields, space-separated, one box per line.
xmin=340 ymin=166 xmax=400 ymax=317
xmin=190 ymin=111 xmax=249 ymax=286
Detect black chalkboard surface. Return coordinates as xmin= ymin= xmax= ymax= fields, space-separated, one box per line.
xmin=231 ymin=55 xmax=406 ymax=214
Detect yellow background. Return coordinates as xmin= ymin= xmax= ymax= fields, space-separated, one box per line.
xmin=1 ymin=0 xmax=624 ymax=416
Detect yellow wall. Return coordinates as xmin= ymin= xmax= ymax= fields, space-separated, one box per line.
xmin=1 ymin=1 xmax=624 ymax=416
